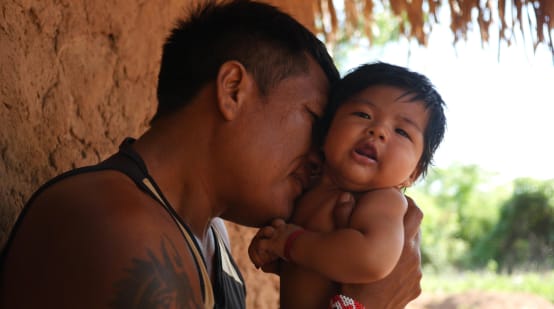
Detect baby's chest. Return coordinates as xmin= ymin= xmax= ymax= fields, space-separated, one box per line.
xmin=291 ymin=192 xmax=340 ymax=232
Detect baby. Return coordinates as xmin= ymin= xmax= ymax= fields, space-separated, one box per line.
xmin=249 ymin=62 xmax=446 ymax=308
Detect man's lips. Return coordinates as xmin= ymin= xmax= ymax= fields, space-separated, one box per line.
xmin=354 ymin=142 xmax=378 ymax=162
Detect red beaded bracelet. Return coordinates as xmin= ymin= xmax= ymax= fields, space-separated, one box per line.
xmin=283 ymin=228 xmax=305 ymax=262
xmin=329 ymin=294 xmax=365 ymax=309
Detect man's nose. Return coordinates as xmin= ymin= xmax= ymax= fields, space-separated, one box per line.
xmin=306 ymin=147 xmax=323 ymax=177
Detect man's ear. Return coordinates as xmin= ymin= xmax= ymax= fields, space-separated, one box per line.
xmin=216 ymin=60 xmax=253 ymax=121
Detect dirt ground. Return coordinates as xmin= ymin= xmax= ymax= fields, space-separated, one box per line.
xmin=407 ymin=291 xmax=554 ymax=309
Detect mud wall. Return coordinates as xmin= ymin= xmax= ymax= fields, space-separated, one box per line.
xmin=0 ymin=1 xmax=315 ymax=307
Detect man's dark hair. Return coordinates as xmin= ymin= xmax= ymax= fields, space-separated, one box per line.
xmin=154 ymin=0 xmax=340 ymax=121
xmin=319 ymin=62 xmax=447 ymax=179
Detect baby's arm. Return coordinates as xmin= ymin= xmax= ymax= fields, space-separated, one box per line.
xmin=256 ymin=188 xmax=407 ymax=284
xmin=343 ymin=187 xmax=408 ymax=281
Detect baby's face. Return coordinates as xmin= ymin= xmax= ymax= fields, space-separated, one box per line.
xmin=323 ymin=85 xmax=429 ymax=191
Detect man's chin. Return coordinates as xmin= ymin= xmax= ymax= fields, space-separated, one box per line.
xmin=261 ymin=203 xmax=294 ymax=225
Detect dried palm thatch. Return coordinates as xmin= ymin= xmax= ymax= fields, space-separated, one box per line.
xmin=310 ymin=0 xmax=553 ymax=56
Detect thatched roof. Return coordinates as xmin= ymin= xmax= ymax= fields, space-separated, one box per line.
xmin=309 ymin=0 xmax=553 ymax=56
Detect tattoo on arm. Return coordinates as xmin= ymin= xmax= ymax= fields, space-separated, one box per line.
xmin=110 ymin=236 xmax=203 ymax=309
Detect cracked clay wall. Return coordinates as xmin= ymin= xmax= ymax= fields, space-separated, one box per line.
xmin=0 ymin=1 xmax=314 ymax=307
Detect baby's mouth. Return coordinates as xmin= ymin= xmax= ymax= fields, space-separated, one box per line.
xmin=355 ymin=143 xmax=378 ymax=162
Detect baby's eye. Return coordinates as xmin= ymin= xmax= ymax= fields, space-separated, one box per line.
xmin=353 ymin=112 xmax=371 ymax=119
xmin=395 ymin=128 xmax=411 ymax=140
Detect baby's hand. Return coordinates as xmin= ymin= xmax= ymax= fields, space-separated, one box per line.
xmin=248 ymin=224 xmax=279 ymax=269
xmin=248 ymin=219 xmax=303 ymax=268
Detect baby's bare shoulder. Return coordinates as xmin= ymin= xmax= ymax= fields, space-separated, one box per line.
xmin=356 ymin=188 xmax=408 ymax=213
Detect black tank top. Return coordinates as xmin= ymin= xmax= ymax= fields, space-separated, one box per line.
xmin=1 ymin=138 xmax=246 ymax=308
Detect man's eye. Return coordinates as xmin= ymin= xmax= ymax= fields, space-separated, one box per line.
xmin=395 ymin=128 xmax=411 ymax=139
xmin=353 ymin=112 xmax=370 ymax=119
xmin=307 ymin=110 xmax=320 ymax=123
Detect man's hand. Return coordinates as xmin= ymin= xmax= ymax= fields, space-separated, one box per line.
xmin=339 ymin=196 xmax=423 ymax=308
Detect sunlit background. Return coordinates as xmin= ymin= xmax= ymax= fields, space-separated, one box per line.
xmin=324 ymin=0 xmax=554 ymax=306
xmin=331 ymin=3 xmax=553 ymax=183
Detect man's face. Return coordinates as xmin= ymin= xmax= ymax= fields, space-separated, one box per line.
xmin=218 ymin=57 xmax=329 ymax=226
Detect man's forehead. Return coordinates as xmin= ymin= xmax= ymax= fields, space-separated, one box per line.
xmin=276 ymin=59 xmax=329 ymax=101
xmin=305 ymin=56 xmax=331 ymax=103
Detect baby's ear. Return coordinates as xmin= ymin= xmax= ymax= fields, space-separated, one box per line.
xmin=399 ymin=179 xmax=413 ymax=189
xmin=401 ymin=168 xmax=422 ymax=188
xmin=215 ymin=60 xmax=254 ymax=121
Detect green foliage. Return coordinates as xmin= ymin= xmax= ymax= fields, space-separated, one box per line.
xmin=407 ymin=164 xmax=554 ymax=274
xmin=406 ymin=163 xmax=509 ymax=269
xmin=330 ymin=2 xmax=402 ymax=72
xmin=369 ymin=8 xmax=402 ymax=46
xmin=470 ymin=179 xmax=554 ymax=272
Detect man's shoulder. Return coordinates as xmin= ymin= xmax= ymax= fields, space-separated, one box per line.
xmin=32 ymin=169 xmax=151 ymax=214
xmin=24 ymin=169 xmax=185 ymax=242
xmin=2 ymin=170 xmax=205 ymax=308
xmin=17 ymin=168 xmax=180 ymax=249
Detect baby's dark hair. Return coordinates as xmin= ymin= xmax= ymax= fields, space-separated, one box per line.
xmin=319 ymin=62 xmax=446 ymax=179
xmin=153 ymin=0 xmax=340 ymax=122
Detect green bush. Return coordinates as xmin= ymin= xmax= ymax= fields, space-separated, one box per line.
xmin=407 ymin=164 xmax=507 ymax=269
xmin=409 ymin=165 xmax=554 ymax=273
xmin=470 ymin=179 xmax=554 ymax=272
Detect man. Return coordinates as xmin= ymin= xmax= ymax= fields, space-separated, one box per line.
xmin=0 ymin=1 xmax=422 ymax=308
